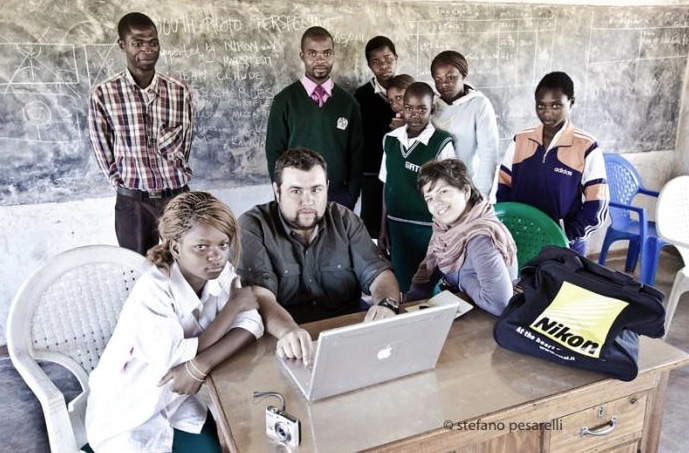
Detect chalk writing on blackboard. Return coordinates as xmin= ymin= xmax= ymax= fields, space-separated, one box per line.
xmin=0 ymin=1 xmax=688 ymax=206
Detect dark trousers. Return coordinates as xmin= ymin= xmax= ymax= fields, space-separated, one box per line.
xmin=360 ymin=175 xmax=384 ymax=238
xmin=172 ymin=413 xmax=222 ymax=453
xmin=570 ymin=238 xmax=587 ymax=256
xmin=115 ymin=193 xmax=172 ymax=256
xmin=82 ymin=412 xmax=222 ymax=453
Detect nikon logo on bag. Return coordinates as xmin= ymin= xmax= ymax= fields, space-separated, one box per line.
xmin=529 ymin=281 xmax=628 ymax=358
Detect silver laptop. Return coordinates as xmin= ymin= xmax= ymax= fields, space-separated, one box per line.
xmin=277 ymin=291 xmax=465 ymax=401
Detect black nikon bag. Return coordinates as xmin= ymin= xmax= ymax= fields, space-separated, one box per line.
xmin=493 ymin=246 xmax=665 ymax=381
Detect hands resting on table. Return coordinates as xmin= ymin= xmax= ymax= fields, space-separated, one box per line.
xmin=276 ymin=303 xmax=397 ymax=365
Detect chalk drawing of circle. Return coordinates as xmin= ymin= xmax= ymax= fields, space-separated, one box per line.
xmin=23 ymin=101 xmax=52 ymax=125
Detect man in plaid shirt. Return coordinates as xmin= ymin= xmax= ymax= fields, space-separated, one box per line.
xmin=89 ymin=12 xmax=194 ymax=255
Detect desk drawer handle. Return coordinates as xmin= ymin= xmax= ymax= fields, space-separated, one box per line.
xmin=579 ymin=416 xmax=618 ymax=437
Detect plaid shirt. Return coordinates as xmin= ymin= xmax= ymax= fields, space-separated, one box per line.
xmin=89 ymin=70 xmax=194 ymax=191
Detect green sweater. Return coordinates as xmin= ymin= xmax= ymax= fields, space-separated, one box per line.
xmin=265 ymin=81 xmax=364 ymax=200
xmin=384 ymin=129 xmax=453 ymax=222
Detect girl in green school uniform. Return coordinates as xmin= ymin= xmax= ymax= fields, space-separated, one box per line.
xmin=378 ymin=82 xmax=455 ymax=292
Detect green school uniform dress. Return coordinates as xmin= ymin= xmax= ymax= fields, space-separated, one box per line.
xmin=379 ymin=123 xmax=454 ymax=292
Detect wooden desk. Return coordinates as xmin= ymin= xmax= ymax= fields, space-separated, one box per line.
xmin=207 ymin=310 xmax=689 ymax=453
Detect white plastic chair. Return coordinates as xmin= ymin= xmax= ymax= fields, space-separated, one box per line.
xmin=7 ymin=245 xmax=147 ymax=453
xmin=656 ymin=176 xmax=689 ymax=340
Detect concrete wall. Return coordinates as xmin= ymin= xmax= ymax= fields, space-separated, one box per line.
xmin=0 ymin=185 xmax=275 ymax=345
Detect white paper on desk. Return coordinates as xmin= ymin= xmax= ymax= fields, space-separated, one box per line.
xmin=405 ymin=291 xmax=474 ymax=319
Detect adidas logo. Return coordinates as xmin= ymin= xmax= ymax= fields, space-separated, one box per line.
xmin=554 ymin=167 xmax=573 ymax=176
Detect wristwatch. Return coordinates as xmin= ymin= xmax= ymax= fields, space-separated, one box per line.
xmin=378 ymin=297 xmax=400 ymax=314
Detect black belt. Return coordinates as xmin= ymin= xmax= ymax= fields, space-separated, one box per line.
xmin=116 ymin=185 xmax=189 ymax=200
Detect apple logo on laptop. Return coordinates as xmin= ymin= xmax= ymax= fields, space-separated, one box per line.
xmin=377 ymin=344 xmax=393 ymax=360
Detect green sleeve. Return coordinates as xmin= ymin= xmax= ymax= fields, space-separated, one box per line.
xmin=347 ymin=100 xmax=365 ymax=199
xmin=265 ymin=94 xmax=288 ymax=181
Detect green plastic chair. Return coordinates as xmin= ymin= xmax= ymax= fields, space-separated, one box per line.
xmin=493 ymin=202 xmax=569 ymax=270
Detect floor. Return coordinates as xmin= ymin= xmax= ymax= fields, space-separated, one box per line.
xmin=638 ymin=251 xmax=689 ymax=453
xmin=1 ymin=251 xmax=688 ymax=452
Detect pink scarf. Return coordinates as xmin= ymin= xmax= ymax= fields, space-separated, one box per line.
xmin=424 ymin=200 xmax=516 ymax=275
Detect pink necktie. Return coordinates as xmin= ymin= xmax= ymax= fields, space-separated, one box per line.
xmin=312 ymin=85 xmax=326 ymax=107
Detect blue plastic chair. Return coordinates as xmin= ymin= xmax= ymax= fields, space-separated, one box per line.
xmin=597 ymin=153 xmax=667 ymax=285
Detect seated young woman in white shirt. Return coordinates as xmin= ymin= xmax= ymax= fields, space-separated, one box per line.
xmin=86 ymin=192 xmax=264 ymax=453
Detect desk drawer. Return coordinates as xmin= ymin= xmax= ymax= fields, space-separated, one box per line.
xmin=549 ymin=393 xmax=647 ymax=453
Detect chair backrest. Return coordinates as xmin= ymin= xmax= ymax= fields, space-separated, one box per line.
xmin=494 ymin=202 xmax=569 ymax=269
xmin=604 ymin=153 xmax=643 ymax=223
xmin=656 ymin=175 xmax=689 ymax=265
xmin=7 ymin=245 xmax=147 ymax=453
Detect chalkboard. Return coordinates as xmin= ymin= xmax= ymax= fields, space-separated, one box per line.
xmin=1 ymin=0 xmax=688 ymax=205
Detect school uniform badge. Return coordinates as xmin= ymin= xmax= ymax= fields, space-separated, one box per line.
xmin=337 ymin=117 xmax=348 ymax=130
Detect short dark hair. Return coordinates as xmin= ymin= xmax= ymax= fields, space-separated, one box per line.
xmin=430 ymin=50 xmax=469 ymax=78
xmin=417 ymin=159 xmax=482 ymax=205
xmin=274 ymin=148 xmax=328 ymax=187
xmin=117 ymin=12 xmax=157 ymax=41
xmin=535 ymin=71 xmax=575 ymax=100
xmin=404 ymin=81 xmax=434 ymax=102
xmin=300 ymin=26 xmax=333 ymax=50
xmin=387 ymin=74 xmax=415 ymax=91
xmin=364 ymin=36 xmax=397 ymax=63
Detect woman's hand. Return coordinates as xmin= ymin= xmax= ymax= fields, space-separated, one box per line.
xmin=227 ymin=277 xmax=259 ymax=312
xmin=158 ymin=361 xmax=204 ymax=395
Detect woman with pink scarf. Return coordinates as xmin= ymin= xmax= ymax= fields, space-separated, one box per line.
xmin=406 ymin=159 xmax=517 ymax=315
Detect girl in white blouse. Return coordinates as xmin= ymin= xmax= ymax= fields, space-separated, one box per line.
xmin=431 ymin=50 xmax=500 ymax=199
xmin=86 ymin=192 xmax=264 ymax=453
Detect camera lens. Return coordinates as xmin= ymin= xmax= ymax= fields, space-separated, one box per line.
xmin=274 ymin=422 xmax=291 ymax=441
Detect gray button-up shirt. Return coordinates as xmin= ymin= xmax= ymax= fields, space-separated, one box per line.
xmin=238 ymin=201 xmax=392 ymax=324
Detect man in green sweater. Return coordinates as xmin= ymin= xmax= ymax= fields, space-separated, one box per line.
xmin=265 ymin=26 xmax=364 ymax=210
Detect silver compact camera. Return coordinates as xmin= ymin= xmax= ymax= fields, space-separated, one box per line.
xmin=265 ymin=405 xmax=301 ymax=448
